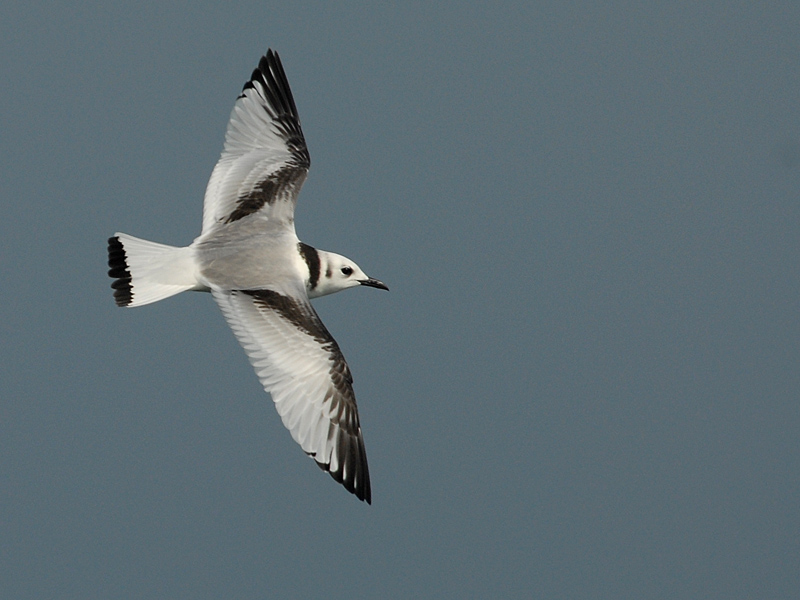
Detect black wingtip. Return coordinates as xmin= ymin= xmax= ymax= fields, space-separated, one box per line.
xmin=107 ymin=236 xmax=133 ymax=307
xmin=241 ymin=49 xmax=294 ymax=113
xmin=315 ymin=431 xmax=372 ymax=504
xmin=256 ymin=49 xmax=300 ymax=118
xmin=238 ymin=49 xmax=310 ymax=170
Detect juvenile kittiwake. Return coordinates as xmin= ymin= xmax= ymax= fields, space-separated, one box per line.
xmin=107 ymin=50 xmax=386 ymax=504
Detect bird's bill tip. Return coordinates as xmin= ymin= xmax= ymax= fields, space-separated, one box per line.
xmin=360 ymin=278 xmax=389 ymax=291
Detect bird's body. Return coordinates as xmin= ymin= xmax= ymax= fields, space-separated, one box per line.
xmin=107 ymin=50 xmax=385 ymax=504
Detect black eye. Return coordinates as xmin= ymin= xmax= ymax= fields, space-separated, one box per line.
xmin=341 ymin=266 xmax=353 ymax=276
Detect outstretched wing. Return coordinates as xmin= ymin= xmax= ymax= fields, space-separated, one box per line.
xmin=212 ymin=287 xmax=371 ymax=503
xmin=201 ymin=50 xmax=311 ymax=234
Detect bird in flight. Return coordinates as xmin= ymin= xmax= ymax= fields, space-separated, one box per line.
xmin=107 ymin=50 xmax=386 ymax=503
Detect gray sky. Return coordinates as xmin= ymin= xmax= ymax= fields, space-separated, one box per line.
xmin=1 ymin=2 xmax=798 ymax=598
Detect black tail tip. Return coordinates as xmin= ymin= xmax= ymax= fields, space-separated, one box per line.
xmin=107 ymin=236 xmax=133 ymax=307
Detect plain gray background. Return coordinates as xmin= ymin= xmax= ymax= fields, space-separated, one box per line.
xmin=2 ymin=2 xmax=798 ymax=598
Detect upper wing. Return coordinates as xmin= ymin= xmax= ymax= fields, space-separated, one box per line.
xmin=201 ymin=50 xmax=311 ymax=235
xmin=212 ymin=287 xmax=371 ymax=503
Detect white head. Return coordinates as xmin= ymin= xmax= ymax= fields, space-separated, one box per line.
xmin=301 ymin=245 xmax=388 ymax=299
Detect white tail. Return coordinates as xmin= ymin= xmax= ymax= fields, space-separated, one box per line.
xmin=107 ymin=233 xmax=200 ymax=307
